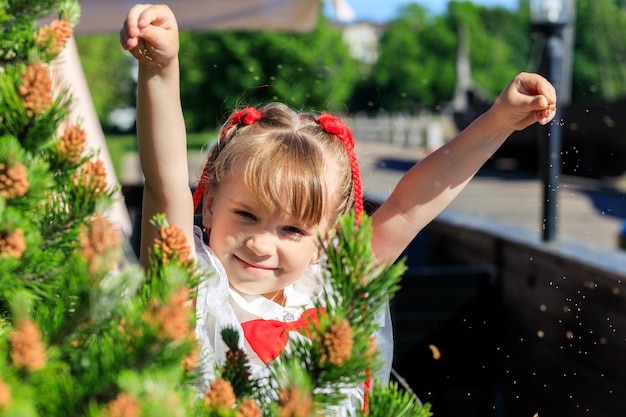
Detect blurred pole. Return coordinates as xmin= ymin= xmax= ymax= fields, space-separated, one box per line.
xmin=530 ymin=0 xmax=576 ymax=242
xmin=541 ymin=32 xmax=565 ymax=242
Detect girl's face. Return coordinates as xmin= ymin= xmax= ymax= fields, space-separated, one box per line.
xmin=202 ymin=172 xmax=333 ymax=298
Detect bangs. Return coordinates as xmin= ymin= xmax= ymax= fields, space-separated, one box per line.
xmin=225 ymin=131 xmax=327 ymax=224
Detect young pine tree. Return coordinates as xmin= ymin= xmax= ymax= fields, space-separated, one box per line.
xmin=0 ymin=1 xmax=432 ymax=416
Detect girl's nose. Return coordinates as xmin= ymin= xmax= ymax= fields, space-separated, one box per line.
xmin=245 ymin=233 xmax=275 ymax=256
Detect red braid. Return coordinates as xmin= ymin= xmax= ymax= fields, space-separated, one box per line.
xmin=317 ymin=114 xmax=369 ymax=410
xmin=317 ymin=113 xmax=363 ymax=222
xmin=192 ymin=107 xmax=262 ymax=212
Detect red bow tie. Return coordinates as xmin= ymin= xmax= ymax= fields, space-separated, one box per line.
xmin=241 ymin=308 xmax=325 ymax=364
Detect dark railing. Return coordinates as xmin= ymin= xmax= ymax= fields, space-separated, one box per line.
xmin=388 ymin=206 xmax=626 ymax=417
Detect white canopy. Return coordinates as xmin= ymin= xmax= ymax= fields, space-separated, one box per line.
xmin=75 ymin=0 xmax=322 ymax=33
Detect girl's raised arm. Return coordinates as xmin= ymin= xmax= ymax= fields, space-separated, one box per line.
xmin=121 ymin=4 xmax=193 ymax=265
xmin=370 ymin=72 xmax=557 ymax=264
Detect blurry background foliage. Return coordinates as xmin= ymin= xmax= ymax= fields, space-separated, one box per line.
xmin=75 ymin=0 xmax=626 ymax=141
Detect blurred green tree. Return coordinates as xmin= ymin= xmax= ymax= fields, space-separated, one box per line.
xmin=178 ymin=14 xmax=359 ymax=131
xmin=75 ymin=35 xmax=136 ymax=131
xmin=572 ymin=0 xmax=626 ymax=102
xmin=349 ymin=2 xmax=529 ymax=113
xmin=74 ymin=0 xmax=626 ymax=125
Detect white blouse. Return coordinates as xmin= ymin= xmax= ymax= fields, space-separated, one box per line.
xmin=193 ymin=225 xmax=376 ymax=415
xmin=193 ymin=226 xmax=323 ymax=383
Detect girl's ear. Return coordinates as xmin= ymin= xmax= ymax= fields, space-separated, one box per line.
xmin=201 ymin=186 xmax=216 ymax=229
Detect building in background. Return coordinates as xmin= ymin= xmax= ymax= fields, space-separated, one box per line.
xmin=340 ymin=21 xmax=385 ymax=65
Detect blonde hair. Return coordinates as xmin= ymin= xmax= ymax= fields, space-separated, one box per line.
xmin=202 ymin=103 xmax=354 ymax=227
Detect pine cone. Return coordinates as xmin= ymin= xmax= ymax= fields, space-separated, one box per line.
xmin=79 ymin=214 xmax=121 ymax=274
xmin=58 ymin=124 xmax=86 ymax=164
xmin=366 ymin=336 xmax=377 ymax=360
xmin=17 ymin=63 xmax=53 ymax=117
xmin=181 ymin=335 xmax=199 ymax=371
xmin=156 ymin=286 xmax=192 ymax=342
xmin=116 ymin=318 xmax=145 ymax=342
xmin=8 ymin=319 xmax=46 ymax=371
xmin=0 ymin=228 xmax=26 ymax=259
xmin=36 ymin=19 xmax=73 ymax=57
xmin=204 ymin=378 xmax=236 ymax=410
xmin=0 ymin=378 xmax=11 ymax=408
xmin=0 ymin=162 xmax=29 ymax=199
xmin=236 ymin=398 xmax=262 ymax=417
xmin=278 ymin=387 xmax=313 ymax=417
xmin=75 ymin=159 xmax=108 ymax=196
xmin=108 ymin=392 xmax=140 ymax=417
xmin=154 ymin=224 xmax=192 ymax=265
xmin=320 ymin=319 xmax=353 ymax=366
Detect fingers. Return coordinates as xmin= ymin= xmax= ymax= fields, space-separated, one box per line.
xmin=512 ymin=72 xmax=558 ymax=127
xmin=120 ymin=4 xmax=149 ymax=50
xmin=536 ymin=107 xmax=557 ymax=125
xmin=517 ymin=72 xmax=557 ymax=110
xmin=531 ymin=95 xmax=557 ymax=125
xmin=531 ymin=94 xmax=550 ymax=112
xmin=119 ymin=21 xmax=137 ymax=50
xmin=492 ymin=72 xmax=559 ymax=131
xmin=120 ymin=4 xmax=174 ymax=50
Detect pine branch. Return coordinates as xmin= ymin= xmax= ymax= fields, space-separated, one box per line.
xmin=358 ymin=380 xmax=433 ymax=417
xmin=0 ymin=1 xmax=437 ymax=414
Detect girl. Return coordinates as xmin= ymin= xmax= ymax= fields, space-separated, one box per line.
xmin=120 ymin=1 xmax=556 ymax=403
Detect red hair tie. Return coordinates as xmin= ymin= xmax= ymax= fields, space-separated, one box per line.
xmin=220 ymin=107 xmax=263 ymax=139
xmin=318 ymin=113 xmax=363 ymax=221
xmin=193 ymin=107 xmax=262 ymax=212
xmin=319 ymin=114 xmax=368 ymax=411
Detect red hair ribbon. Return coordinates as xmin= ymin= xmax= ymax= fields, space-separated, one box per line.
xmin=318 ymin=114 xmax=368 ymax=411
xmin=318 ymin=113 xmax=364 ymax=221
xmin=192 ymin=107 xmax=263 ymax=212
xmin=220 ymin=107 xmax=263 ymax=139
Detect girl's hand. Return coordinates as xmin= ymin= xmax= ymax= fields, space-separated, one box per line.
xmin=489 ymin=72 xmax=558 ymax=133
xmin=119 ymin=4 xmax=179 ymax=68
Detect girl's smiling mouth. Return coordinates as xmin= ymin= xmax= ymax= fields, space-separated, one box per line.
xmin=234 ymin=255 xmax=277 ymax=274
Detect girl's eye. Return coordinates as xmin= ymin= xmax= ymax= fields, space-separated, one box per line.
xmin=235 ymin=210 xmax=256 ymax=221
xmin=283 ymin=226 xmax=307 ymax=237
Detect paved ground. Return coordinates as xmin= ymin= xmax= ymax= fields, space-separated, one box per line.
xmin=355 ymin=142 xmax=626 ymax=252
